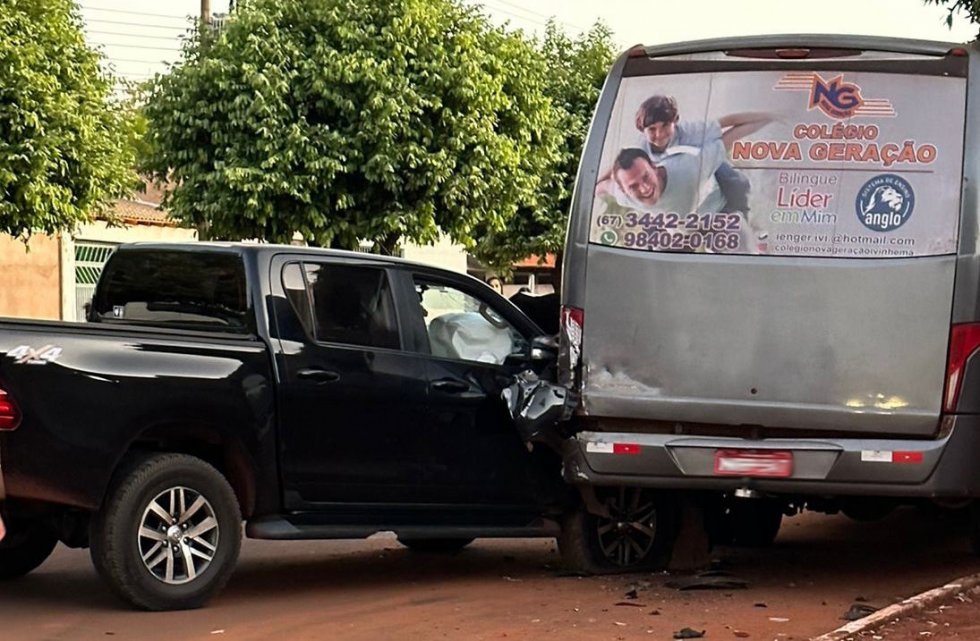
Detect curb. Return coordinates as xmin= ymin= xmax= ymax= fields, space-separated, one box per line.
xmin=810 ymin=572 xmax=980 ymax=641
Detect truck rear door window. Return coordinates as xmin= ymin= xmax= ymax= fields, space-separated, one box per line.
xmin=303 ymin=264 xmax=400 ymax=350
xmin=589 ymin=67 xmax=966 ymax=258
xmin=93 ymin=250 xmax=250 ymax=332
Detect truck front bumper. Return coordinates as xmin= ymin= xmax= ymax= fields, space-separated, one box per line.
xmin=562 ymin=415 xmax=980 ymax=498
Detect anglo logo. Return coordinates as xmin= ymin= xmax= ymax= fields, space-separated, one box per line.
xmin=774 ymin=72 xmax=896 ymax=120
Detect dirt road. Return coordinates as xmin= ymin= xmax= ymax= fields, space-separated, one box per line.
xmin=1 ymin=507 xmax=978 ymax=641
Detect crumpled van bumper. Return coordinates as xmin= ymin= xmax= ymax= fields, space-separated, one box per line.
xmin=562 ymin=415 xmax=980 ymax=498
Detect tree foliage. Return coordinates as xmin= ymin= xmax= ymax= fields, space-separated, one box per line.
xmin=924 ymin=0 xmax=980 ymax=32
xmin=0 ymin=0 xmax=139 ymax=239
xmin=469 ymin=20 xmax=617 ymax=271
xmin=141 ymin=0 xmax=561 ymax=252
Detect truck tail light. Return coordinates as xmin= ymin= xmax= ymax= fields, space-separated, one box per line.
xmin=0 ymin=385 xmax=21 ymax=431
xmin=944 ymin=323 xmax=980 ymax=413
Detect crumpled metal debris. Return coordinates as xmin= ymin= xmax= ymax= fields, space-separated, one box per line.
xmin=502 ymin=370 xmax=574 ymax=444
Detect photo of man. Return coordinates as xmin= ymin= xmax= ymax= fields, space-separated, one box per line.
xmin=597 ymin=95 xmax=772 ymax=216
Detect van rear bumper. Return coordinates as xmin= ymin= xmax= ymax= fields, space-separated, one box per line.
xmin=562 ymin=416 xmax=980 ymax=498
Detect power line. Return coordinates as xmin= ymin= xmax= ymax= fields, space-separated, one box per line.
xmin=78 ymin=4 xmax=190 ymax=23
xmin=87 ymin=29 xmax=184 ymax=42
xmin=92 ymin=41 xmax=181 ymax=52
xmin=109 ymin=57 xmax=175 ymax=65
xmin=483 ymin=0 xmax=561 ymax=23
xmin=475 ymin=1 xmax=588 ymax=34
xmin=84 ymin=18 xmax=190 ymax=31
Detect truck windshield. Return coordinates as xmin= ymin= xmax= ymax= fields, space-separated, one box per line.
xmin=91 ymin=250 xmax=251 ymax=333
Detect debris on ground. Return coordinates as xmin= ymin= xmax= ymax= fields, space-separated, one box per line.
xmin=753 ymin=602 xmax=767 ymax=608
xmin=624 ymin=588 xmax=639 ymax=599
xmin=672 ymin=628 xmax=705 ymax=639
xmin=666 ymin=570 xmax=749 ymax=591
xmin=614 ymin=601 xmax=645 ymax=608
xmin=842 ymin=602 xmax=879 ymax=621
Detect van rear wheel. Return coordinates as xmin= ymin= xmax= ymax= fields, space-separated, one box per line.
xmin=707 ymin=498 xmax=783 ymax=547
xmin=969 ymin=501 xmax=980 ymax=555
xmin=558 ymin=487 xmax=677 ymax=574
xmin=0 ymin=521 xmax=58 ymax=580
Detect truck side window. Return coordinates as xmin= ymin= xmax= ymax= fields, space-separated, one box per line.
xmin=414 ymin=278 xmax=527 ymax=365
xmin=281 ymin=263 xmax=315 ymax=338
xmin=304 ymin=264 xmax=400 ymax=350
xmin=92 ymin=250 xmax=250 ymax=332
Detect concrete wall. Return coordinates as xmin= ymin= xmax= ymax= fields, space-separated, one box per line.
xmin=401 ymin=236 xmax=468 ymax=274
xmin=0 ymin=234 xmax=62 ymax=320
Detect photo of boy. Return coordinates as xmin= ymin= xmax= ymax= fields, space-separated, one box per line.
xmin=634 ymin=95 xmax=769 ymax=214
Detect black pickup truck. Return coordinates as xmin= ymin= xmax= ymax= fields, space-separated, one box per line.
xmin=0 ymin=243 xmax=578 ymax=610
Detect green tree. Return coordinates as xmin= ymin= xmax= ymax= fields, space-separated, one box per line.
xmin=469 ymin=20 xmax=617 ymax=274
xmin=141 ymin=0 xmax=560 ymax=252
xmin=0 ymin=0 xmax=139 ymax=239
xmin=924 ymin=0 xmax=980 ymax=32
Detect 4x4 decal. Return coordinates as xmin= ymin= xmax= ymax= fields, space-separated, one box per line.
xmin=6 ymin=344 xmax=63 ymax=365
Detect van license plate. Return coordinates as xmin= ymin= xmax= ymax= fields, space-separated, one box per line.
xmin=714 ymin=450 xmax=793 ymax=478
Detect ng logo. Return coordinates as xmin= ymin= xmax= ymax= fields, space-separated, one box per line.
xmin=809 ymin=74 xmax=862 ymax=119
xmin=774 ymin=72 xmax=896 ymax=120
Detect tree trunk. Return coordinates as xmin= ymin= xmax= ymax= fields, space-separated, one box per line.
xmin=377 ymin=232 xmax=401 ymax=256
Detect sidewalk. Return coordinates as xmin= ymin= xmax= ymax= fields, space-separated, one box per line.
xmin=812 ymin=576 xmax=980 ymax=641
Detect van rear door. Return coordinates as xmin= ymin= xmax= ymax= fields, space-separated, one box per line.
xmin=576 ymin=41 xmax=968 ymax=437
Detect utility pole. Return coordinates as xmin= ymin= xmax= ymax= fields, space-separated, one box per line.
xmin=196 ymin=0 xmax=212 ymax=242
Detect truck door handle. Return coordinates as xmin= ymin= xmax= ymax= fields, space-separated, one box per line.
xmin=297 ymin=368 xmax=341 ymax=383
xmin=431 ymin=379 xmax=469 ymax=393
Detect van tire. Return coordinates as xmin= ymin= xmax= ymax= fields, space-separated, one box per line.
xmin=558 ymin=488 xmax=677 ymax=574
xmin=90 ymin=453 xmax=242 ymax=611
xmin=707 ymin=499 xmax=782 ymax=547
xmin=969 ymin=501 xmax=980 ymax=556
xmin=0 ymin=522 xmax=58 ymax=580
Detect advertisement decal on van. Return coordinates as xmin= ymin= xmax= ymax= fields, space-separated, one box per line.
xmin=589 ymin=71 xmax=965 ymax=258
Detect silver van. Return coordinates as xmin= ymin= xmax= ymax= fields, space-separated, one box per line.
xmin=552 ymin=34 xmax=980 ymax=572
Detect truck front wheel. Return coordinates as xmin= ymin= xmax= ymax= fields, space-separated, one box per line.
xmin=90 ymin=453 xmax=242 ymax=611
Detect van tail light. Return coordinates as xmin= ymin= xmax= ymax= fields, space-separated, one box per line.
xmin=561 ymin=306 xmax=584 ymax=372
xmin=0 ymin=385 xmax=21 ymax=431
xmin=943 ymin=323 xmax=980 ymax=413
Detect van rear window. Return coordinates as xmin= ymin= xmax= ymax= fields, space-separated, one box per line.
xmin=92 ymin=250 xmax=251 ymax=332
xmin=590 ymin=68 xmax=966 ymax=258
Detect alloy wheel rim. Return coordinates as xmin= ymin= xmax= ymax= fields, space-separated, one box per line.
xmin=138 ymin=486 xmax=219 ymax=585
xmin=595 ymin=487 xmax=658 ymax=567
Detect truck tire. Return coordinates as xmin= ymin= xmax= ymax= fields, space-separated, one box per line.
xmin=397 ymin=537 xmax=474 ymax=553
xmin=0 ymin=523 xmax=58 ymax=580
xmin=90 ymin=453 xmax=242 ymax=611
xmin=558 ymin=487 xmax=677 ymax=574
